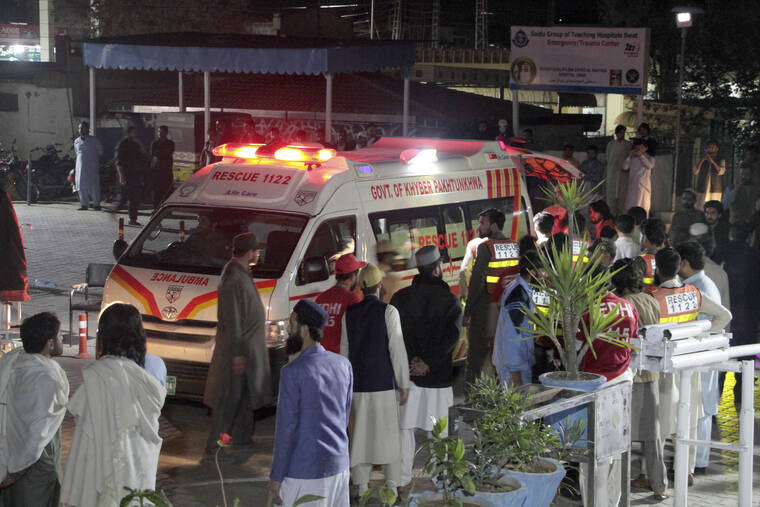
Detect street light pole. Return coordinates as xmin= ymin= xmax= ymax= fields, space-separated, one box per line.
xmin=672 ymin=26 xmax=687 ymax=211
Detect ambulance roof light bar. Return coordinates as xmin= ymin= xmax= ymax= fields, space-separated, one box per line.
xmin=400 ymin=148 xmax=438 ymax=164
xmin=212 ymin=143 xmax=336 ymax=168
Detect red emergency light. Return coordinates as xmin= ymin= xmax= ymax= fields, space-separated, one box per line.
xmin=212 ymin=143 xmax=336 ymax=166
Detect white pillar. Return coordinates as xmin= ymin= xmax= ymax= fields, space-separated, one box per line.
xmin=738 ymin=360 xmax=754 ymax=506
xmin=674 ymin=369 xmax=692 ymax=506
xmin=39 ymin=0 xmax=54 ymax=62
xmin=636 ymin=94 xmax=644 ymax=129
xmin=324 ymin=73 xmax=333 ymax=143
xmin=403 ymin=71 xmax=410 ymax=137
xmin=89 ymin=67 xmax=96 ymax=135
xmin=178 ymin=71 xmax=185 ymax=112
xmin=203 ymin=71 xmax=210 ymax=142
xmin=511 ymin=89 xmax=520 ymax=135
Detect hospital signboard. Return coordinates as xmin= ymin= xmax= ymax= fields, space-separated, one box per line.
xmin=509 ymin=26 xmax=649 ymax=95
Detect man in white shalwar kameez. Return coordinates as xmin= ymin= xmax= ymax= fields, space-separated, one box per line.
xmin=61 ymin=303 xmax=166 ymax=507
xmin=0 ymin=313 xmax=68 ymax=507
xmin=622 ymin=138 xmax=655 ymax=214
xmin=73 ymin=121 xmax=103 ymax=210
xmin=341 ymin=264 xmax=409 ymax=497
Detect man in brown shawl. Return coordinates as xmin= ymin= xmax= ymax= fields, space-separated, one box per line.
xmin=203 ymin=232 xmax=272 ymax=457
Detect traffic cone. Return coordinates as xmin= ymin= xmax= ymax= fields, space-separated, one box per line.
xmin=76 ymin=313 xmax=92 ymax=359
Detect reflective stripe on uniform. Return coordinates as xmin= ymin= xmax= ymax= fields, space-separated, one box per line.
xmin=643 ymin=277 xmax=655 ymax=284
xmin=486 ymin=276 xmax=501 ymax=284
xmin=659 ymin=312 xmax=700 ymax=324
xmin=488 ymin=260 xmax=519 ymax=268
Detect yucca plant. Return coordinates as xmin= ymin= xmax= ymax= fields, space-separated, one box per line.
xmin=522 ymin=180 xmax=632 ymax=377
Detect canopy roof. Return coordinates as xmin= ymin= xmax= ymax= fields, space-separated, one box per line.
xmin=83 ymin=32 xmax=417 ymax=75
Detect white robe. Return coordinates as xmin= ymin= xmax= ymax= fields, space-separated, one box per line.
xmin=73 ymin=136 xmax=103 ymax=193
xmin=0 ymin=349 xmax=69 ymax=481
xmin=61 ymin=356 xmax=166 ymax=507
xmin=341 ymin=306 xmax=409 ymax=465
xmin=622 ymin=153 xmax=655 ymax=213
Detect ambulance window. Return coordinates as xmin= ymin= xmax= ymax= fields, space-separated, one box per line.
xmin=298 ymin=216 xmax=356 ymax=285
xmin=442 ymin=206 xmax=467 ymax=260
xmin=369 ymin=208 xmax=440 ymax=269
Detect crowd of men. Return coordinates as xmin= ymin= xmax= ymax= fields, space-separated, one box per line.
xmin=7 ymin=120 xmax=760 ymax=506
xmin=74 ymin=122 xmax=176 ymax=227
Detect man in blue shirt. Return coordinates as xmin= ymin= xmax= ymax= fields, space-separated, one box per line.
xmin=492 ymin=250 xmax=540 ymax=386
xmin=268 ymin=300 xmax=353 ymax=507
xmin=677 ymin=241 xmax=725 ymax=473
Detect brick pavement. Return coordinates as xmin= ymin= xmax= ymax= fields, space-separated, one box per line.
xmin=8 ymin=200 xmax=760 ymax=506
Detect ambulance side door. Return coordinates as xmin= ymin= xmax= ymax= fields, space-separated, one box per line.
xmin=290 ymin=214 xmax=358 ymax=303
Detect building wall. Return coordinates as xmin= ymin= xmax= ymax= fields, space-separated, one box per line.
xmin=0 ymin=82 xmax=75 ymax=156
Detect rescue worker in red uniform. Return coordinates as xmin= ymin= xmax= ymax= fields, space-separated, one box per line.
xmin=463 ymin=208 xmax=519 ymax=388
xmin=653 ymin=246 xmax=731 ymax=485
xmin=639 ymin=218 xmax=667 ymax=293
xmin=314 ymin=254 xmax=365 ymax=354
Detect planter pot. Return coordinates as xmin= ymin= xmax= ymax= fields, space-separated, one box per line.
xmin=409 ymin=493 xmax=490 ymax=506
xmin=538 ymin=371 xmax=606 ymax=446
xmin=501 ymin=457 xmax=565 ymax=507
xmin=468 ymin=476 xmax=528 ymax=507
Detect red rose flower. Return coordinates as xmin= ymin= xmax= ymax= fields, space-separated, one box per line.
xmin=218 ymin=433 xmax=232 ymax=446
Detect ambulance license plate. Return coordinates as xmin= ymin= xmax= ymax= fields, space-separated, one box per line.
xmin=166 ymin=376 xmax=177 ymax=396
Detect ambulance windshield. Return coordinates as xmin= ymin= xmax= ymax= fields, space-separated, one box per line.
xmin=122 ymin=206 xmax=308 ymax=278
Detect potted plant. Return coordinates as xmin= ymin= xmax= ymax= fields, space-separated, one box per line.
xmin=525 ymin=179 xmax=629 ymax=390
xmin=409 ymin=417 xmax=489 ymax=507
xmin=467 ymin=376 xmax=565 ymax=507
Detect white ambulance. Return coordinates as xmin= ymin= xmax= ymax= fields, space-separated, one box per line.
xmin=103 ymin=137 xmax=579 ymax=399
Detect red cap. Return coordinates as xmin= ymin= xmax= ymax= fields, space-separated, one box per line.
xmin=334 ymin=253 xmax=367 ymax=275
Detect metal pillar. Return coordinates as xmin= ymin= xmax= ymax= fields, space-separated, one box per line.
xmin=511 ymin=89 xmax=520 ymax=136
xmin=391 ymin=0 xmax=402 ymax=40
xmin=370 ymin=0 xmax=375 ymax=39
xmin=88 ymin=67 xmax=95 ymax=134
xmin=431 ymin=0 xmax=440 ymax=47
xmin=475 ymin=0 xmax=488 ymax=49
xmin=672 ymin=26 xmax=687 ymax=211
xmin=203 ymin=71 xmax=210 ymax=142
xmin=403 ymin=71 xmax=410 ymax=136
xmin=178 ymin=71 xmax=184 ymax=112
xmin=325 ymin=73 xmax=333 ymax=143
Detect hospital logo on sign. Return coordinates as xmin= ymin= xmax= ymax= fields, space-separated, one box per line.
xmin=512 ymin=30 xmax=529 ymax=48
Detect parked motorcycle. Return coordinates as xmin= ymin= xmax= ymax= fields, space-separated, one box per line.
xmin=29 ymin=144 xmax=76 ymax=200
xmin=0 ymin=140 xmax=37 ymax=202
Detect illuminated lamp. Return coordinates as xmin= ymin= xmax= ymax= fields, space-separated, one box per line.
xmin=212 ymin=143 xmax=264 ymax=159
xmin=400 ymin=148 xmax=437 ymax=164
xmin=316 ymin=149 xmax=336 ymax=162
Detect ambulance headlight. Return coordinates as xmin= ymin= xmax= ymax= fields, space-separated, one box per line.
xmin=265 ymin=320 xmax=288 ymax=347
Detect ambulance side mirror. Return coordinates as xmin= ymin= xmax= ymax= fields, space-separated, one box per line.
xmin=299 ymin=256 xmax=330 ymax=284
xmin=113 ymin=239 xmax=128 ymax=260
